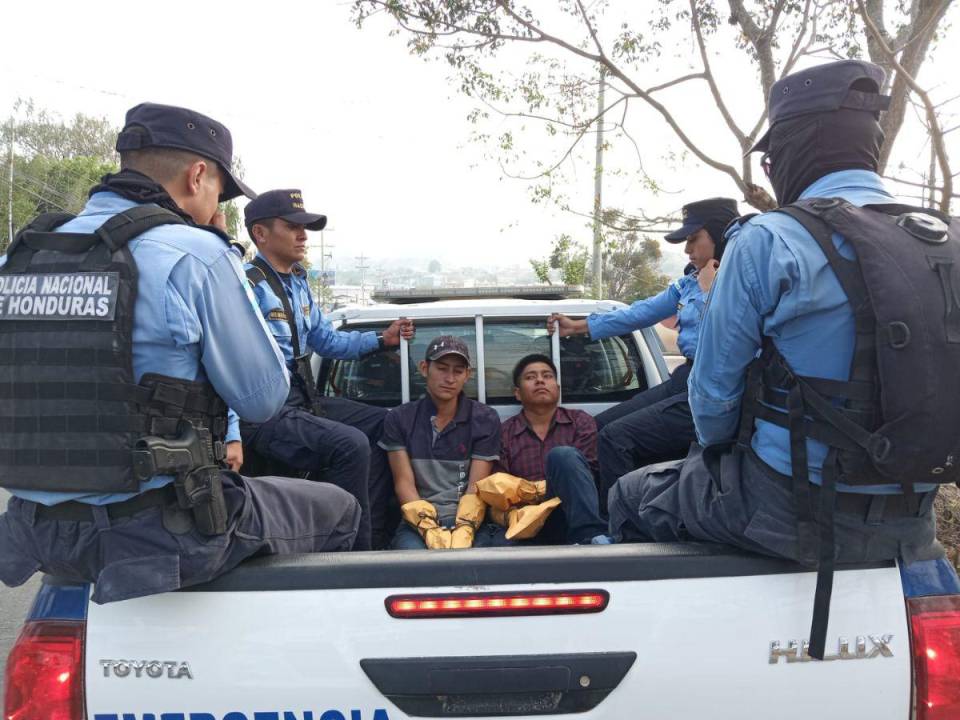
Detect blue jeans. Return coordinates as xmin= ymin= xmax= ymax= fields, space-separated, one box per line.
xmin=542 ymin=446 xmax=607 ymax=544
xmin=391 ymin=521 xmax=512 ymax=550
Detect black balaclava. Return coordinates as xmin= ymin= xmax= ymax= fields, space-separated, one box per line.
xmin=704 ymin=217 xmax=731 ymax=261
xmin=767 ymin=107 xmax=885 ymax=206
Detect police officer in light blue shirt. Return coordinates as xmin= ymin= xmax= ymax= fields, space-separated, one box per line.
xmin=0 ymin=104 xmax=361 ymax=603
xmin=608 ymin=61 xmax=942 ymax=574
xmin=240 ymin=189 xmax=414 ymax=550
xmin=548 ymin=197 xmax=738 ymax=502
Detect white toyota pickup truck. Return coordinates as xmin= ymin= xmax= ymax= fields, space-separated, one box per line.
xmin=5 ymin=295 xmax=960 ymax=720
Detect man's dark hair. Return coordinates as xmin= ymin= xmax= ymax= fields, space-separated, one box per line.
xmin=246 ymin=217 xmax=275 ymax=244
xmin=512 ymin=353 xmax=557 ymax=387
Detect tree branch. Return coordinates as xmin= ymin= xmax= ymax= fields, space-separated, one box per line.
xmin=780 ymin=0 xmax=815 ymax=78
xmin=574 ymin=0 xmax=605 ymax=56
xmin=564 ymin=205 xmax=678 ymax=233
xmin=858 ymin=0 xmax=953 ymax=212
xmin=690 ymin=0 xmax=747 ymax=144
xmin=646 ymin=73 xmax=706 ymax=95
xmin=883 ymin=174 xmax=960 ymax=199
xmin=728 ymin=0 xmax=777 ymax=98
xmin=496 ymin=1 xmax=747 ymax=192
xmin=500 ymin=95 xmax=628 ymax=182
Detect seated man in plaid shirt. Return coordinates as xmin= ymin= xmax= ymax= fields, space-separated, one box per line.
xmin=497 ymin=354 xmax=611 ymax=545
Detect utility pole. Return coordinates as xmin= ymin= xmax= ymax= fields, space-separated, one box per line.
xmin=6 ymin=116 xmax=14 ymax=249
xmin=318 ymin=229 xmax=334 ymax=311
xmin=356 ymin=252 xmax=369 ymax=306
xmin=591 ymin=67 xmax=605 ymax=300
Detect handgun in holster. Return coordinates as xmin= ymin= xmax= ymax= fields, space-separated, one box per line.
xmin=132 ymin=421 xmax=228 ymax=536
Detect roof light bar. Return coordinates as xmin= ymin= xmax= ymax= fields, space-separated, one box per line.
xmin=386 ymin=590 xmax=609 ymax=619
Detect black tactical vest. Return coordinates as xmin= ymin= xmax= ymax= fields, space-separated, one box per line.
xmin=0 ymin=205 xmax=227 ymax=494
xmin=737 ymin=197 xmax=960 ymax=658
xmin=740 ymin=198 xmax=960 ymax=495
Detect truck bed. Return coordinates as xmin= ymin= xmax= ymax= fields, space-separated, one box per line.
xmin=82 ymin=543 xmax=912 ymax=720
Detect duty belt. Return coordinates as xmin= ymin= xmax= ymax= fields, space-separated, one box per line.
xmin=33 ymin=484 xmax=177 ymax=523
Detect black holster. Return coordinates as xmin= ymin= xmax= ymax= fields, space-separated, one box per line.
xmin=132 ymin=421 xmax=228 ymax=536
xmin=295 ymin=355 xmax=325 ymax=417
xmin=174 ymin=465 xmax=228 ymax=536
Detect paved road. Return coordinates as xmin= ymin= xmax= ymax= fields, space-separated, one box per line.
xmin=0 ymin=490 xmax=42 ymax=695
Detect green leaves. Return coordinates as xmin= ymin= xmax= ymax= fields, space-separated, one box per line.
xmin=0 ymin=104 xmax=120 ymax=251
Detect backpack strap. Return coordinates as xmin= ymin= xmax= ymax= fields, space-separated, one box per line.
xmin=6 ymin=205 xmax=186 ymax=274
xmin=4 ymin=212 xmax=77 ymax=273
xmin=81 ymin=205 xmax=184 ymax=271
xmin=744 ymin=201 xmax=856 ymax=661
xmin=93 ymin=205 xmax=185 ymax=252
xmin=251 ymin=256 xmax=303 ymax=358
xmin=245 ymin=264 xmax=267 ymax=287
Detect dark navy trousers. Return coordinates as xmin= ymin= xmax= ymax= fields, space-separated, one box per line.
xmin=594 ymin=361 xmax=694 ymax=510
xmin=241 ymin=383 xmax=391 ymax=551
xmin=0 ymin=474 xmax=360 ymax=604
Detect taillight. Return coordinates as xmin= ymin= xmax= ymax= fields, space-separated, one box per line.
xmin=908 ymin=595 xmax=960 ymax=720
xmin=4 ymin=620 xmax=85 ymax=720
xmin=386 ymin=589 xmax=609 ymax=618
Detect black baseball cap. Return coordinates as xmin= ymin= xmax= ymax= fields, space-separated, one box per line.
xmin=425 ymin=336 xmax=471 ymax=364
xmin=665 ymin=197 xmax=739 ymax=243
xmin=749 ymin=60 xmax=889 ymax=154
xmin=115 ymin=102 xmax=255 ymax=202
xmin=244 ymin=189 xmax=328 ymax=231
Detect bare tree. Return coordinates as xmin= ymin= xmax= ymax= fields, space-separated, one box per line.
xmin=353 ymin=1 xmax=955 ymax=214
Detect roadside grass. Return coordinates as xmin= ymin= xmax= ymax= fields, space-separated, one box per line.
xmin=936 ymin=485 xmax=960 ymax=572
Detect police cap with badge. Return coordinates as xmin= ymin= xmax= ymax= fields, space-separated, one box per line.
xmin=244 ymin=189 xmax=328 ymax=232
xmin=665 ymin=198 xmax=739 ymax=260
xmin=116 ymin=102 xmax=256 ymax=202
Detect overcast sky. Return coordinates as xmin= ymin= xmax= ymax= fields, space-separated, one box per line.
xmin=1 ymin=1 xmax=957 ymax=273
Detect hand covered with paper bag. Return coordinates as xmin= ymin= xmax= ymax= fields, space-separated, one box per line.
xmin=401 ymin=499 xmax=452 ymax=550
xmin=476 ymin=472 xmax=547 ymax=510
xmin=476 ymin=472 xmax=560 ymax=540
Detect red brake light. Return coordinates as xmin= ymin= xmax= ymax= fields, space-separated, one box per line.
xmin=4 ymin=621 xmax=85 ymax=720
xmin=909 ymin=595 xmax=960 ymax=720
xmin=386 ymin=590 xmax=609 ymax=618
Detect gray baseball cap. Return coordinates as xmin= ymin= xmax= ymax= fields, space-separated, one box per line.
xmin=425 ymin=335 xmax=471 ymax=364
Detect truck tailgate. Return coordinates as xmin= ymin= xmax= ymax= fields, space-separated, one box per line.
xmin=84 ymin=544 xmax=911 ymax=720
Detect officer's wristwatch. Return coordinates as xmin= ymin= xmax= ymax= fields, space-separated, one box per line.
xmin=376 ymin=333 xmax=386 ymax=351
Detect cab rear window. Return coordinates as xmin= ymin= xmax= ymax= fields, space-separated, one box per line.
xmin=320 ymin=318 xmax=647 ymax=406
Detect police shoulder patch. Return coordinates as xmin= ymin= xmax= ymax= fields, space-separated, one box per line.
xmin=268 ymin=309 xmax=289 ymax=321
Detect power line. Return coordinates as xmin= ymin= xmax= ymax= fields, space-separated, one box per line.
xmin=356 ymin=253 xmax=370 ymax=306
xmin=12 ymin=178 xmax=69 ymax=212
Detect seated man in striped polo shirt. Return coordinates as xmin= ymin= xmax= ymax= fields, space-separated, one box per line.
xmin=380 ymin=335 xmax=510 ymax=550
